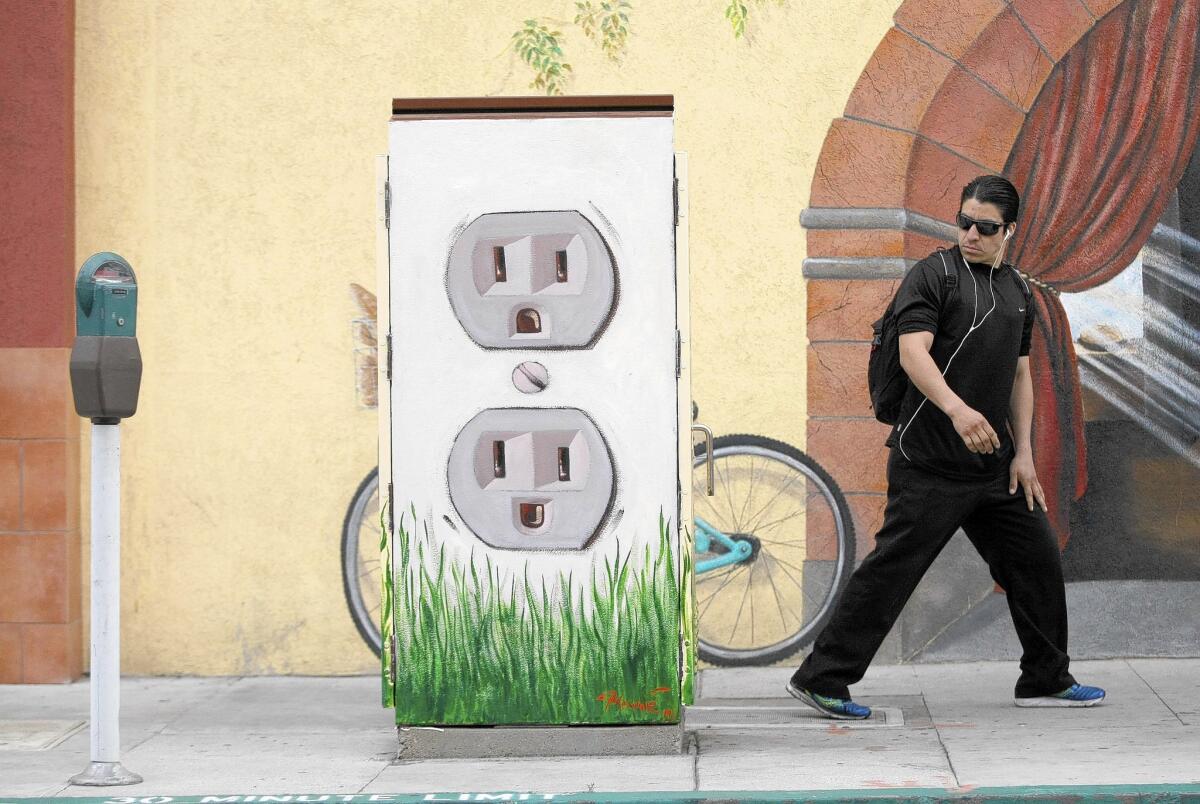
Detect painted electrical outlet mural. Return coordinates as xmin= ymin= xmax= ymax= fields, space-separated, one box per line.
xmin=383 ymin=99 xmax=685 ymax=726
xmin=447 ymin=407 xmax=615 ymax=551
xmin=447 ymin=211 xmax=617 ymax=349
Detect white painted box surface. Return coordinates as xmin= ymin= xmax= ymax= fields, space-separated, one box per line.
xmin=381 ymin=98 xmax=688 ymax=727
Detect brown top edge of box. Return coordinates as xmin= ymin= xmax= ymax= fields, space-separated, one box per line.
xmin=392 ymin=95 xmax=674 ymax=117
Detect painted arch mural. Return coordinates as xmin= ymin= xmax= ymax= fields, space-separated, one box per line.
xmin=803 ymin=0 xmax=1200 ymax=659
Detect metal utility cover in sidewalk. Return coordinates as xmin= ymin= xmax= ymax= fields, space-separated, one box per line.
xmin=0 ymin=719 xmax=85 ymax=750
xmin=686 ymin=701 xmax=905 ymax=729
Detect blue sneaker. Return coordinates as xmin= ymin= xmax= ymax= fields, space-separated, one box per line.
xmin=1015 ymin=683 xmax=1106 ymax=708
xmin=786 ymin=680 xmax=871 ymax=720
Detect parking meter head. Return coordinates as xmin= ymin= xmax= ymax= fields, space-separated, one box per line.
xmin=70 ymin=253 xmax=142 ymax=421
xmin=76 ymin=253 xmax=138 ymax=337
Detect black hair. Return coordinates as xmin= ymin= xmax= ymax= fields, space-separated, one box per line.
xmin=961 ymin=175 xmax=1020 ymax=224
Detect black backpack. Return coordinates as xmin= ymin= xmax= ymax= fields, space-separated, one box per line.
xmin=867 ymin=250 xmax=1032 ymax=425
xmin=867 ymin=250 xmax=959 ymax=425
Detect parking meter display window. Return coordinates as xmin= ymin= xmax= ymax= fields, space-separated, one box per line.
xmin=92 ymin=263 xmax=134 ymax=282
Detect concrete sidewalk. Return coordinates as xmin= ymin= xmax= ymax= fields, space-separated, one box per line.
xmin=1 ymin=659 xmax=1198 ymax=799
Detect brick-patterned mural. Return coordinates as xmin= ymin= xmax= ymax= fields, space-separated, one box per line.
xmin=803 ymin=0 xmax=1200 ymax=660
xmin=0 ymin=1 xmax=80 ymax=683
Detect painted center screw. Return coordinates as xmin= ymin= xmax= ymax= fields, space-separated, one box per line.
xmin=512 ymin=361 xmax=549 ymax=394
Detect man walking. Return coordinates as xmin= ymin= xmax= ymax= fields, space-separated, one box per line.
xmin=788 ymin=175 xmax=1105 ymax=719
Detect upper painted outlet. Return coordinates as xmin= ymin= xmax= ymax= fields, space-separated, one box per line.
xmin=446 ymin=211 xmax=617 ymax=349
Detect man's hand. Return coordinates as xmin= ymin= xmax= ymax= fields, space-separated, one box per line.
xmin=947 ymin=403 xmax=1001 ymax=454
xmin=1009 ymin=452 xmax=1048 ymax=512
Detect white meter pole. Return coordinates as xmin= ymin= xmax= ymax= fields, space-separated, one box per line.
xmin=69 ymin=423 xmax=141 ymax=786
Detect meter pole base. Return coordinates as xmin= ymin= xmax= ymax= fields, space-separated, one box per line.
xmin=69 ymin=761 xmax=143 ymax=786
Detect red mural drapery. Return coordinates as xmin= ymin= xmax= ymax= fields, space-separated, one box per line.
xmin=1003 ymin=0 xmax=1200 ymax=548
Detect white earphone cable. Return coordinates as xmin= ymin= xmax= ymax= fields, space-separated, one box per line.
xmin=897 ymin=249 xmax=998 ymax=461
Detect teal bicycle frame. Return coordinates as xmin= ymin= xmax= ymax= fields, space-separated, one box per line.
xmin=695 ymin=516 xmax=752 ymax=573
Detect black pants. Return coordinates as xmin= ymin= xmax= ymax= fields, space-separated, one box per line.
xmin=792 ymin=449 xmax=1076 ymax=700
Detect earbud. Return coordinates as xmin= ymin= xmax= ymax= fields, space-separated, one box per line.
xmin=1003 ymin=229 xmax=1013 ymax=241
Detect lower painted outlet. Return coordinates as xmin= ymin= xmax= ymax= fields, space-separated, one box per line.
xmin=447 ymin=407 xmax=615 ymax=550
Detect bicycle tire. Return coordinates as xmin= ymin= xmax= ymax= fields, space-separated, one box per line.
xmin=692 ymin=434 xmax=855 ymax=666
xmin=341 ymin=467 xmax=383 ymax=658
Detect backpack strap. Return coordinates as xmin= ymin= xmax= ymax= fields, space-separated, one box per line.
xmin=936 ymin=248 xmax=959 ymax=307
xmin=1011 ymin=267 xmax=1032 ymax=300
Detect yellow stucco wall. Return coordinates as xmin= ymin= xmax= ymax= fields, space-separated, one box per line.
xmin=75 ymin=0 xmax=898 ymax=674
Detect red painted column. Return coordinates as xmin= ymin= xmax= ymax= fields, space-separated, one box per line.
xmin=0 ymin=0 xmax=82 ymax=683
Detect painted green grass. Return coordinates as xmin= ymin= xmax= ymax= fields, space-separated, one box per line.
xmin=388 ymin=506 xmax=681 ymax=726
xmin=679 ymin=522 xmax=696 ymax=706
xmin=380 ymin=498 xmax=396 ymax=708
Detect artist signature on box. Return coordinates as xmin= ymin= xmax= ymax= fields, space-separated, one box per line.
xmin=595 ymin=686 xmax=675 ymax=720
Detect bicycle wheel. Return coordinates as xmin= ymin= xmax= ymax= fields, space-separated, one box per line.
xmin=341 ymin=467 xmax=383 ymax=658
xmin=692 ymin=434 xmax=855 ymax=666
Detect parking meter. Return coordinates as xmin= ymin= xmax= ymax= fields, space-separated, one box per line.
xmin=69 ymin=253 xmax=142 ymax=423
xmin=67 ymin=252 xmax=142 ymax=788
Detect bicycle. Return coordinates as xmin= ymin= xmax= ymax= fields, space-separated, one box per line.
xmin=341 ymin=414 xmax=855 ymax=666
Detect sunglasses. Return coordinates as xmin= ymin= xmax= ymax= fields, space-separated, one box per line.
xmin=956 ymin=213 xmax=1007 ymax=237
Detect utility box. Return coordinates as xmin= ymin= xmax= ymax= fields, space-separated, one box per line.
xmin=378 ymin=96 xmax=693 ymax=733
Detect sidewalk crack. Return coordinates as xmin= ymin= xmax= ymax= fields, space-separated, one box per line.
xmin=901 ymin=591 xmax=995 ymax=663
xmin=158 ymin=676 xmax=243 ymax=734
xmin=359 ymin=753 xmax=394 ymax=793
xmin=125 ymin=722 xmax=168 ymax=753
xmin=1126 ymin=659 xmax=1186 ymax=726
xmin=927 ymin=693 xmax=961 ymax=788
xmin=691 ymin=730 xmax=701 ymax=791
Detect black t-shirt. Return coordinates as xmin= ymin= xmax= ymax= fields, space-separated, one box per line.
xmin=884 ymin=246 xmax=1035 ymax=479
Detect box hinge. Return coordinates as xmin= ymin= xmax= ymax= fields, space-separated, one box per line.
xmin=673 ymin=176 xmax=679 ymax=227
xmin=387 ymin=481 xmax=394 ymax=534
xmin=675 ymin=330 xmax=682 ymax=378
xmin=386 ymin=333 xmax=393 ymax=383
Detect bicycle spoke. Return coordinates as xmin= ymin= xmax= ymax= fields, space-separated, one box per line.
xmin=717 ymin=458 xmax=743 ymax=534
xmin=695 ymin=470 xmax=738 ymax=530
xmin=748 ymin=506 xmax=809 ymax=538
xmin=728 ymin=560 xmax=757 ymax=643
xmin=741 ymin=469 xmax=806 ymax=537
xmin=696 ymin=564 xmax=742 ymax=586
xmin=769 ymin=553 xmax=814 ymax=576
xmin=770 ymin=554 xmax=803 ymax=591
xmin=767 ymin=553 xmax=825 ymax=611
xmin=699 ymin=574 xmax=744 ymax=623
xmin=754 ymin=536 xmax=807 ymax=548
xmin=698 ymin=564 xmax=745 ymax=602
xmin=749 ymin=556 xmax=756 ymax=645
xmin=746 ymin=499 xmax=807 ymax=541
xmin=694 ymin=488 xmax=734 ymax=532
xmin=736 ymin=456 xmax=760 ymax=533
xmin=698 ymin=565 xmax=748 ymax=617
xmin=761 ymin=551 xmax=794 ymax=631
xmin=753 ymin=504 xmax=820 ymax=535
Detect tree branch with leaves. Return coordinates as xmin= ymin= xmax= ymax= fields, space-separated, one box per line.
xmin=511 ymin=19 xmax=574 ymax=96
xmin=575 ymin=0 xmax=632 ymax=62
xmin=509 ymin=1 xmax=785 ymax=95
xmin=725 ymin=0 xmax=786 ymax=39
